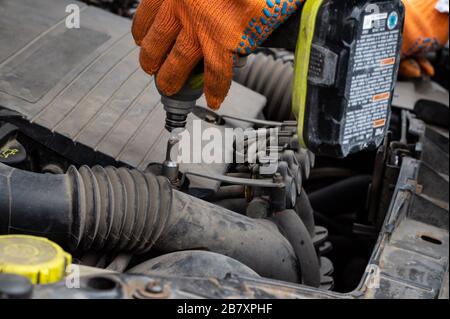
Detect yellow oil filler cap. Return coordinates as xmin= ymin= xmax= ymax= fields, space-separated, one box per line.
xmin=0 ymin=235 xmax=72 ymax=284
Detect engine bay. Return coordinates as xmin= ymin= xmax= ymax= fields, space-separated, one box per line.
xmin=0 ymin=0 xmax=448 ymax=299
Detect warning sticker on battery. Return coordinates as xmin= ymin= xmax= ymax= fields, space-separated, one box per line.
xmin=343 ymin=4 xmax=401 ymax=149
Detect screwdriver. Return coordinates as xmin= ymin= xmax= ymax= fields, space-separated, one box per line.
xmin=158 ymin=63 xmax=204 ymax=133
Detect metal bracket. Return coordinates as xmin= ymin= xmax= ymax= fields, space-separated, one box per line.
xmin=184 ymin=170 xmax=285 ymax=189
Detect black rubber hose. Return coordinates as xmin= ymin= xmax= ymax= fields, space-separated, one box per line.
xmin=106 ymin=253 xmax=133 ymax=272
xmin=234 ymin=53 xmax=294 ymax=122
xmin=160 ymin=191 xmax=300 ymax=283
xmin=271 ymin=210 xmax=321 ymax=288
xmin=308 ymin=175 xmax=372 ymax=216
xmin=0 ymin=162 xmax=300 ymax=283
xmin=295 ymin=189 xmax=316 ymax=237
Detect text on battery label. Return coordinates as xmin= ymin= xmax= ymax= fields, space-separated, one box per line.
xmin=343 ymin=11 xmax=400 ymax=146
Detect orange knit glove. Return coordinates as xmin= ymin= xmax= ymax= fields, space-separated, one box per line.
xmin=132 ymin=0 xmax=165 ymax=46
xmin=402 ymin=0 xmax=449 ymax=57
xmin=400 ymin=0 xmax=449 ymax=78
xmin=399 ymin=57 xmax=436 ymax=78
xmin=133 ymin=0 xmax=304 ymax=109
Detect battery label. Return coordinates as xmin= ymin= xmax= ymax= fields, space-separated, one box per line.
xmin=343 ymin=4 xmax=401 ymax=148
xmin=363 ymin=12 xmax=388 ymax=29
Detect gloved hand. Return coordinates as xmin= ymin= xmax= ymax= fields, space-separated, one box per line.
xmin=132 ymin=0 xmax=303 ymax=109
xmin=132 ymin=0 xmax=165 ymax=46
xmin=400 ymin=0 xmax=449 ymax=78
xmin=399 ymin=57 xmax=436 ymax=78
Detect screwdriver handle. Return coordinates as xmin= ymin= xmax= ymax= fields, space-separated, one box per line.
xmin=158 ymin=62 xmax=204 ymax=132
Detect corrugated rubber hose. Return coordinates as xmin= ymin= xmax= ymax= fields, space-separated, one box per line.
xmin=234 ymin=52 xmax=294 ymax=122
xmin=0 ymin=162 xmax=310 ymax=284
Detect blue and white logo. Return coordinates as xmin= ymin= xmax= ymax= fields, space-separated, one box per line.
xmin=387 ymin=11 xmax=398 ymax=30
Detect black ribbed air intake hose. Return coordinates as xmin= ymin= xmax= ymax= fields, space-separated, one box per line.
xmin=234 ymin=52 xmax=294 ymax=122
xmin=0 ymin=162 xmax=303 ymax=283
xmin=68 ymin=165 xmax=173 ymax=253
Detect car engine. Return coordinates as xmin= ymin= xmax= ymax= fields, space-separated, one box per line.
xmin=0 ymin=0 xmax=448 ymax=299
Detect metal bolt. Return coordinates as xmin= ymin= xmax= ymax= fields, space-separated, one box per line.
xmin=145 ymin=281 xmax=164 ymax=294
xmin=204 ymin=114 xmax=217 ymax=124
xmin=273 ymin=173 xmax=283 ymax=183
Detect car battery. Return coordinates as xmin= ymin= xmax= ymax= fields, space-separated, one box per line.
xmin=293 ymin=0 xmax=405 ymax=157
